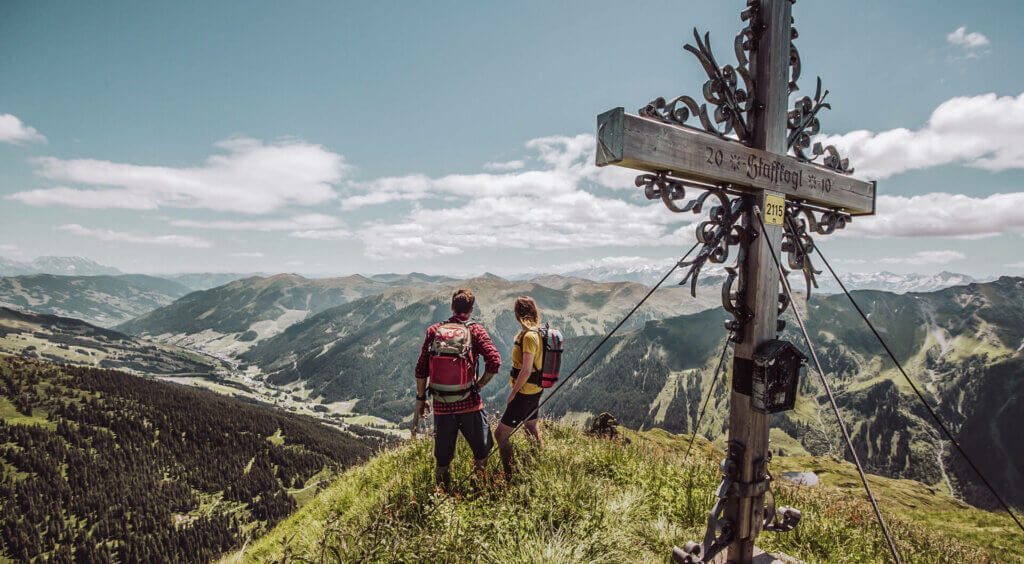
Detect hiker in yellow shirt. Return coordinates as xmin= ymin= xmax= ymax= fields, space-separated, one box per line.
xmin=495 ymin=296 xmax=544 ymax=477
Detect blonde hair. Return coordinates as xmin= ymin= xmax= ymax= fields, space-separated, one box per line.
xmin=514 ymin=296 xmax=541 ymax=330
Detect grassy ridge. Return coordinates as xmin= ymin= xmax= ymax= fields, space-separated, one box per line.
xmin=236 ymin=423 xmax=1016 ymax=563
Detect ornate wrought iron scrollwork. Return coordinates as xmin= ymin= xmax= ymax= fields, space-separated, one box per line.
xmin=736 ymin=0 xmax=760 ymax=68
xmin=785 ymin=9 xmax=856 ymax=174
xmin=779 ymin=202 xmax=850 ymax=306
xmin=637 ymin=172 xmax=753 ymax=340
xmin=787 ymin=77 xmax=827 ymax=159
xmin=640 ymin=26 xmax=755 ymax=143
xmin=788 ymin=27 xmax=801 ymax=93
xmin=785 ymin=78 xmax=856 ymax=174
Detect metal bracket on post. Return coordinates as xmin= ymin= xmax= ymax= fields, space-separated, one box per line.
xmin=673 ymin=441 xmax=743 ymax=564
xmin=674 ymin=446 xmax=802 ymax=563
xmin=760 ymin=453 xmax=802 ymax=533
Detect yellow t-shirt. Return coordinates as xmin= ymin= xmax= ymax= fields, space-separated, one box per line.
xmin=511 ymin=329 xmax=544 ymax=395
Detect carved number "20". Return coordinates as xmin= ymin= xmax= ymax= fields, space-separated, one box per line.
xmin=705 ymin=148 xmax=723 ymax=167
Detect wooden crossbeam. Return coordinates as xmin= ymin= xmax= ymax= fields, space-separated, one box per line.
xmin=596 ymin=107 xmax=876 ymax=216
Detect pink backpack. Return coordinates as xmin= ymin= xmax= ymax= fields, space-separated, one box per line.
xmin=428 ymin=321 xmax=476 ymax=402
xmin=523 ymin=325 xmax=564 ymax=389
xmin=537 ymin=326 xmax=564 ymax=389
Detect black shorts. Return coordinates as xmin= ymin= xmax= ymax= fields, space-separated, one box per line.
xmin=500 ymin=391 xmax=541 ymax=428
xmin=434 ymin=410 xmax=493 ymax=467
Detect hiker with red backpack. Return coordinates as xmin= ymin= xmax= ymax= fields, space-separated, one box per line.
xmin=495 ymin=296 xmax=563 ymax=477
xmin=415 ymin=288 xmax=502 ymax=490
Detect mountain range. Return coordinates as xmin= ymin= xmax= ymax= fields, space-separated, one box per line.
xmin=0 ymin=255 xmax=1019 ymax=511
xmin=543 ymin=276 xmax=1024 ymax=509
xmin=555 ymin=260 xmax=988 ymax=295
xmin=233 ymin=275 xmax=715 ymax=420
xmin=0 ymin=256 xmax=122 ymax=277
xmin=0 ymin=274 xmax=192 ymax=327
xmin=118 ymin=270 xmax=1021 ymax=510
xmin=116 ymin=274 xmax=411 ymax=359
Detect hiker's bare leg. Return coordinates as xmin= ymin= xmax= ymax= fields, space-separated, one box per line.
xmin=495 ymin=422 xmax=515 ymax=476
xmin=524 ymin=419 xmax=543 ymax=447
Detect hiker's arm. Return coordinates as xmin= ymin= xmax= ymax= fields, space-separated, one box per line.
xmin=512 ymin=352 xmax=534 ymax=393
xmin=414 ymin=326 xmax=433 ymax=381
xmin=472 ymin=325 xmax=501 ymax=388
xmin=414 ymin=327 xmax=433 ymax=415
xmin=414 ymin=377 xmax=429 ymax=417
xmin=476 ymin=371 xmax=496 ymax=388
xmin=507 ymin=351 xmax=533 ymax=403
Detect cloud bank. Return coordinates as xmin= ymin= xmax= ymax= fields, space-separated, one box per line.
xmin=56 ymin=224 xmax=211 ymax=248
xmin=817 ymin=93 xmax=1024 ymax=179
xmin=847 ymin=193 xmax=1024 ymax=238
xmin=10 ymin=138 xmax=348 ymax=214
xmin=345 ymin=134 xmax=686 ymax=259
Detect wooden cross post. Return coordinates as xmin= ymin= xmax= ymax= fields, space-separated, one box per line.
xmin=724 ymin=1 xmax=790 ymax=560
xmin=595 ymin=1 xmax=875 ymax=562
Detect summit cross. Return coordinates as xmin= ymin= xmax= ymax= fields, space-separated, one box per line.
xmin=595 ymin=1 xmax=876 ymax=562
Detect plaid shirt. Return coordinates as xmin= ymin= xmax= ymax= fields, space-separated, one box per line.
xmin=415 ymin=314 xmax=501 ymax=414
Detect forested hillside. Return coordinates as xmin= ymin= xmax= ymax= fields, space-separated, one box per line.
xmin=0 ymin=307 xmax=222 ymax=376
xmin=0 ymin=356 xmax=377 ymax=562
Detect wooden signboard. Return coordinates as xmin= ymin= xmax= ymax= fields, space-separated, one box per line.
xmin=596 ymin=107 xmax=876 ymax=216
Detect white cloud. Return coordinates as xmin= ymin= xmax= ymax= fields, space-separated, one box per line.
xmin=289 ymin=228 xmax=352 ymax=240
xmin=358 ymin=191 xmax=694 ymax=259
xmin=946 ymin=26 xmax=990 ymax=50
xmin=229 ymin=252 xmax=264 ymax=258
xmin=170 ymin=213 xmax=341 ymax=231
xmin=816 ymin=92 xmax=1024 ymax=179
xmin=345 ymin=133 xmax=688 ymax=259
xmin=483 ymin=160 xmax=525 ymax=172
xmin=846 ymin=192 xmax=1024 ymax=238
xmin=55 ymin=224 xmax=212 ymax=248
xmin=1006 ymin=261 xmax=1024 ymax=269
xmin=9 ymin=137 xmax=348 ymax=214
xmin=880 ymin=250 xmax=965 ymax=266
xmin=0 ymin=114 xmax=45 ymax=144
xmin=0 ymin=244 xmax=21 ymax=255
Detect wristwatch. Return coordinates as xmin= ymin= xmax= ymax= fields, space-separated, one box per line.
xmin=416 ymin=394 xmax=427 ymax=401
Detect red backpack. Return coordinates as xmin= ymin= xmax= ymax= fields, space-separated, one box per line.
xmin=428 ymin=321 xmax=477 ymax=402
xmin=526 ymin=325 xmax=564 ymax=389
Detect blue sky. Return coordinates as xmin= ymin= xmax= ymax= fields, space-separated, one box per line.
xmin=1 ymin=0 xmax=1022 ymax=277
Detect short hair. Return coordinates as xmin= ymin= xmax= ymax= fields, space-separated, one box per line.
xmin=514 ymin=296 xmax=540 ymax=329
xmin=451 ymin=288 xmax=475 ymax=314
